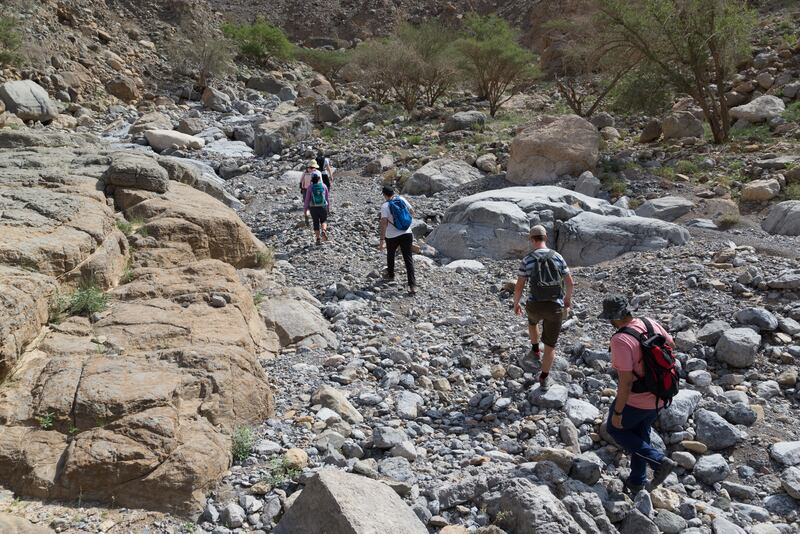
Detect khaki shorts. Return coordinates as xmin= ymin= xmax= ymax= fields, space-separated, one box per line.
xmin=525 ymin=300 xmax=564 ymax=348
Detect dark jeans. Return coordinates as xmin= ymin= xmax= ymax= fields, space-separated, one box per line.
xmin=606 ymin=399 xmax=665 ymax=486
xmin=386 ymin=233 xmax=416 ymax=288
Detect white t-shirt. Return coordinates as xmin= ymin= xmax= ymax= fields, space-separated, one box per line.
xmin=380 ymin=196 xmax=413 ymax=239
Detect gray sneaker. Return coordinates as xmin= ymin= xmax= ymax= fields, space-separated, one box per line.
xmin=538 ymin=372 xmax=552 ymax=390
xmin=517 ymin=349 xmax=541 ymax=373
xmin=648 ymin=457 xmax=677 ymax=490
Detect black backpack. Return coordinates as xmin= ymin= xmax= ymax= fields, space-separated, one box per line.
xmin=316 ymin=156 xmax=327 ymax=175
xmin=615 ymin=318 xmax=679 ymax=409
xmin=527 ymin=250 xmax=565 ymax=302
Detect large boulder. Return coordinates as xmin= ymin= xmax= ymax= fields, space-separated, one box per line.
xmin=202 ymin=87 xmax=231 ymax=112
xmin=0 ymin=513 xmax=54 ymax=534
xmin=274 ymin=470 xmax=427 ymax=534
xmin=730 ymin=95 xmax=785 ymax=123
xmin=662 ymin=111 xmax=704 ymax=139
xmin=556 ymin=211 xmax=690 ymax=266
xmin=106 ymin=76 xmax=138 ymax=102
xmin=506 ymin=115 xmax=600 ymax=185
xmin=103 ymin=152 xmax=170 ymax=193
xmin=129 ymin=111 xmax=173 ymax=136
xmin=161 ymin=157 xmax=242 ymax=209
xmin=635 ymin=196 xmax=694 ymax=221
xmin=258 ymin=287 xmax=338 ymax=349
xmin=144 ymin=129 xmax=205 ymax=152
xmin=762 ymin=201 xmax=800 ymax=236
xmin=254 ymin=114 xmax=312 ymax=156
xmin=247 ymin=75 xmax=291 ymax=94
xmin=494 ymin=478 xmax=589 ymax=533
xmin=403 ymin=158 xmax=484 ymax=196
xmin=715 ymin=328 xmax=760 ymax=368
xmin=428 ymin=186 xmax=687 ymax=264
xmin=0 ymin=80 xmax=58 ymax=122
xmin=0 ymin=133 xmax=281 ymax=513
xmin=443 ymin=111 xmax=486 ymax=133
xmin=741 ymin=178 xmax=781 ymax=202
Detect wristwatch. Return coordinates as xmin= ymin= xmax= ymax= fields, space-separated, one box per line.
xmin=614 ymin=409 xmax=623 ymax=416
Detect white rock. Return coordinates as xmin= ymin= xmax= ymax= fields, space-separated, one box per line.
xmin=144 ymin=129 xmax=205 ymax=152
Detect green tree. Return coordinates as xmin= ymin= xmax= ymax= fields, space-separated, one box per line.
xmin=542 ymin=15 xmax=641 ymax=118
xmin=455 ymin=14 xmax=538 ymax=117
xmin=222 ymin=17 xmax=292 ymax=65
xmin=597 ymin=0 xmax=756 ymax=143
xmin=0 ymin=15 xmax=22 ymax=66
xmin=353 ymin=39 xmax=424 ymax=112
xmin=171 ymin=25 xmax=235 ymax=87
xmin=396 ymin=22 xmax=459 ymax=107
xmin=293 ymin=47 xmax=351 ymax=96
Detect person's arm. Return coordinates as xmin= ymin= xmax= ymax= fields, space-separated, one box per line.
xmin=612 ymin=370 xmax=634 ymax=429
xmin=378 ymin=217 xmax=388 ymax=250
xmin=326 ymin=161 xmax=334 ymax=180
xmin=564 ymin=272 xmax=574 ymax=309
xmin=513 ymin=276 xmax=526 ymax=316
xmin=325 ymin=185 xmax=330 ymax=208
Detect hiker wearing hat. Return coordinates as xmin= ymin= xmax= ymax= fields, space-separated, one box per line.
xmin=378 ymin=186 xmax=416 ymax=295
xmin=599 ymin=294 xmax=678 ymax=493
xmin=300 ymin=160 xmax=322 ymax=225
xmin=512 ymin=225 xmax=574 ymax=390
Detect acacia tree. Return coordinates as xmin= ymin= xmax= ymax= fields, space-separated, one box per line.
xmin=353 ymin=38 xmax=425 ymax=112
xmin=294 ymin=47 xmax=351 ymax=96
xmin=222 ymin=17 xmax=292 ymax=65
xmin=543 ymin=15 xmax=641 ymax=117
xmin=597 ymin=0 xmax=756 ymax=143
xmin=0 ymin=15 xmax=22 ymax=66
xmin=396 ymin=22 xmax=459 ymax=107
xmin=455 ymin=14 xmax=538 ymax=116
xmin=171 ymin=22 xmax=235 ymax=88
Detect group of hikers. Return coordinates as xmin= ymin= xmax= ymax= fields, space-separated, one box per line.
xmin=298 ymin=159 xmax=680 ymax=494
xmin=511 ymin=225 xmax=679 ymax=492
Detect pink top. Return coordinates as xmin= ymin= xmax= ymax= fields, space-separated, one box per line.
xmin=611 ymin=318 xmax=674 ymax=410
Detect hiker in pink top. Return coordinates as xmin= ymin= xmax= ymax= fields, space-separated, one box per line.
xmin=600 ymin=294 xmax=677 ymax=494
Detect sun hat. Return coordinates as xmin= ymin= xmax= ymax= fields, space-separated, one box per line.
xmin=308 ymin=160 xmax=320 ymax=169
xmin=598 ymin=294 xmax=633 ymax=321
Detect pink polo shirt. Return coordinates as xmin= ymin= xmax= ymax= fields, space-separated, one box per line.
xmin=611 ymin=318 xmax=674 ymax=410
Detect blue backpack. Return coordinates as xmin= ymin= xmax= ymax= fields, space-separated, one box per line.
xmin=388 ymin=197 xmax=412 ymax=231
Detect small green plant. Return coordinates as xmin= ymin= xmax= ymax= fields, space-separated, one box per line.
xmin=265 ymin=456 xmax=301 ymax=486
xmin=628 ymin=198 xmax=643 ymax=210
xmin=252 ymin=291 xmax=265 ymax=306
xmin=0 ymin=15 xmax=22 ymax=66
xmin=405 ymin=134 xmax=422 ymax=145
xmin=231 ymin=426 xmax=256 ymax=463
xmin=494 ymin=509 xmax=513 ymax=525
xmin=115 ymin=219 xmax=133 ymax=236
xmin=783 ymin=101 xmax=800 ymax=123
xmin=729 ymin=124 xmax=772 ymax=143
xmin=320 ymin=127 xmax=336 ymax=140
xmin=256 ymin=247 xmax=275 ymax=270
xmin=785 ymin=183 xmax=800 ymax=201
xmin=66 ymin=277 xmax=108 ymax=317
xmin=36 ymin=412 xmax=55 ymax=430
xmin=183 ymin=522 xmax=197 ymax=534
xmin=675 ymin=159 xmax=700 ymax=175
xmin=715 ymin=212 xmax=741 ymax=230
xmin=601 ymin=175 xmax=627 ymax=198
xmin=68 ymin=424 xmax=79 ymax=435
xmin=653 ymin=166 xmax=676 ymax=180
xmin=121 ymin=259 xmax=135 ymax=284
xmin=222 ymin=17 xmax=292 ymax=64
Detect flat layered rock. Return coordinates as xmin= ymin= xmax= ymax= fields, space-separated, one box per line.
xmin=0 ymin=131 xmax=289 ymax=513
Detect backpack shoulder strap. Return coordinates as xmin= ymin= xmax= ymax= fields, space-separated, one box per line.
xmin=615 ymin=327 xmax=644 ymax=342
xmin=641 ymin=318 xmax=656 ymax=338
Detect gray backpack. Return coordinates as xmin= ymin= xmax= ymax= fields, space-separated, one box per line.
xmin=528 ymin=250 xmax=565 ymax=301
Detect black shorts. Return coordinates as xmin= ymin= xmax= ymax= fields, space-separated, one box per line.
xmin=525 ymin=301 xmax=564 ymax=347
xmin=309 ymin=206 xmax=328 ymax=230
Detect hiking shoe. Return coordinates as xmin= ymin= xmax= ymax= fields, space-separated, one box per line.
xmin=649 ymin=458 xmax=677 ymax=490
xmin=623 ymin=479 xmax=645 ymax=495
xmin=537 ymin=372 xmax=551 ymax=390
xmin=409 ymin=285 xmax=417 ymax=295
xmin=315 ymin=237 xmax=321 ymax=245
xmin=517 ymin=349 xmax=540 ymax=373
xmin=321 ymin=228 xmax=329 ymax=241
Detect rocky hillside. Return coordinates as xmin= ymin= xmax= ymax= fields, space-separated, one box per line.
xmin=1 ymin=1 xmax=800 ymax=534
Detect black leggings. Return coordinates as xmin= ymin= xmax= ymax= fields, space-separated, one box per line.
xmin=386 ymin=233 xmax=416 ymax=287
xmin=322 ymin=173 xmax=331 ymax=190
xmin=309 ymin=206 xmax=328 ymax=231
